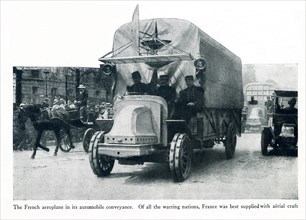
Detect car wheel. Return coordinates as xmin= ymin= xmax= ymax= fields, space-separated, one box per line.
xmin=261 ymin=130 xmax=271 ymax=156
xmin=225 ymin=123 xmax=237 ymax=159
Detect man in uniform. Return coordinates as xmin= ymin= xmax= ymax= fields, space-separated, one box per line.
xmin=126 ymin=71 xmax=155 ymax=94
xmin=171 ymin=75 xmax=204 ymax=122
xmin=155 ymin=73 xmax=177 ymax=116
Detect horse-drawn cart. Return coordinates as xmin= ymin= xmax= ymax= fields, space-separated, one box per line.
xmin=66 ymin=108 xmax=114 ymax=153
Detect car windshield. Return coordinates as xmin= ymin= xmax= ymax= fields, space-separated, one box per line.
xmin=277 ymin=96 xmax=298 ymax=110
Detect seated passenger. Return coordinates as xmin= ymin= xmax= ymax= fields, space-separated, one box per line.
xmin=51 ymin=99 xmax=70 ymax=121
xmin=155 ymin=73 xmax=177 ymax=116
xmin=170 ymin=75 xmax=204 ymax=122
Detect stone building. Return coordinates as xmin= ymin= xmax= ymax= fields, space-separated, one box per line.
xmin=13 ymin=66 xmax=115 ymax=107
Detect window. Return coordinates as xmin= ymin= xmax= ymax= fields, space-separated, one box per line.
xmin=32 ymin=86 xmax=38 ymax=94
xmin=31 ymin=70 xmax=39 ymax=78
xmin=96 ymin=91 xmax=100 ymax=97
xmin=51 ymin=88 xmax=57 ymax=96
xmin=67 ymin=89 xmax=73 ymax=96
xmin=32 ymin=86 xmax=38 ymax=104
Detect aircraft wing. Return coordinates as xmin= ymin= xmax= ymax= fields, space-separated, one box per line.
xmin=99 ymin=53 xmax=193 ymax=64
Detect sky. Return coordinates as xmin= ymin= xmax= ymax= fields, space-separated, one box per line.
xmin=1 ymin=1 xmax=305 ymax=68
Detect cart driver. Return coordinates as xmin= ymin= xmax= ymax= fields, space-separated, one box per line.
xmin=75 ymin=84 xmax=88 ymax=122
xmin=170 ymin=75 xmax=204 ymax=122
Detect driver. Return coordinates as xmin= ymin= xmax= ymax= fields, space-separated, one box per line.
xmin=126 ymin=71 xmax=153 ymax=94
xmin=284 ymin=97 xmax=297 ymax=113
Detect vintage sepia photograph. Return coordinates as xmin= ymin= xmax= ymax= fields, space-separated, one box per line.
xmin=1 ymin=1 xmax=305 ymax=219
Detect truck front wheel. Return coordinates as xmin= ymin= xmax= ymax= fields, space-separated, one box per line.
xmin=169 ymin=133 xmax=192 ymax=182
xmin=89 ymin=131 xmax=115 ymax=177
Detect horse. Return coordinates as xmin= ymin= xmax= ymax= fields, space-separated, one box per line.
xmin=22 ymin=104 xmax=75 ymax=159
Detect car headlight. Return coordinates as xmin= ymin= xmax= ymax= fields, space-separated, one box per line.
xmin=279 ymin=123 xmax=296 ymax=138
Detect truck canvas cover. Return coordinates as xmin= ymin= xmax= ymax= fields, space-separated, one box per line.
xmin=107 ymin=18 xmax=243 ymax=109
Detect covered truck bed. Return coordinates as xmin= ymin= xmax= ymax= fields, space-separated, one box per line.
xmin=108 ymin=18 xmax=243 ymax=110
xmin=103 ymin=18 xmax=243 ymax=138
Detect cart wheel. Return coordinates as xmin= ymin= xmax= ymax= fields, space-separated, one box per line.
xmin=169 ymin=133 xmax=192 ymax=182
xmin=82 ymin=128 xmax=96 ymax=153
xmin=89 ymin=131 xmax=115 ymax=177
xmin=261 ymin=130 xmax=271 ymax=156
xmin=59 ymin=130 xmax=72 ymax=152
xmin=225 ymin=123 xmax=237 ymax=159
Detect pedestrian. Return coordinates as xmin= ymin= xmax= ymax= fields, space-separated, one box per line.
xmin=15 ymin=103 xmax=28 ymax=150
xmin=265 ymin=96 xmax=274 ymax=113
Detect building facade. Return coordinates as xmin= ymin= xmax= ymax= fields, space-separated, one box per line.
xmin=243 ymin=82 xmax=278 ymax=105
xmin=13 ymin=66 xmax=115 ymax=107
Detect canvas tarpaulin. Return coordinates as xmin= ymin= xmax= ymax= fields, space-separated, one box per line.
xmin=107 ymin=18 xmax=243 ymax=109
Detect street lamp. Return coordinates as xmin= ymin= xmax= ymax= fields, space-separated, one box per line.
xmin=43 ymin=70 xmax=50 ymax=97
xmin=64 ymin=68 xmax=73 ymax=103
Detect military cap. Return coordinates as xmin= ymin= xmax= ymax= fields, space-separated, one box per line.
xmin=131 ymin=71 xmax=141 ymax=79
xmin=184 ymin=75 xmax=194 ymax=80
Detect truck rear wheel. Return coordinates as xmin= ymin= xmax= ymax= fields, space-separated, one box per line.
xmin=169 ymin=133 xmax=192 ymax=182
xmin=89 ymin=131 xmax=115 ymax=177
xmin=225 ymin=123 xmax=237 ymax=159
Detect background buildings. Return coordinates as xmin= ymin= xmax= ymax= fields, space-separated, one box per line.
xmin=13 ymin=66 xmax=115 ymax=107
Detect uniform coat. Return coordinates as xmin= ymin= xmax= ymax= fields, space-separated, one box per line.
xmin=172 ymin=85 xmax=204 ymax=122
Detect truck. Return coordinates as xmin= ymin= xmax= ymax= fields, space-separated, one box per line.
xmin=88 ymin=14 xmax=244 ymax=182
